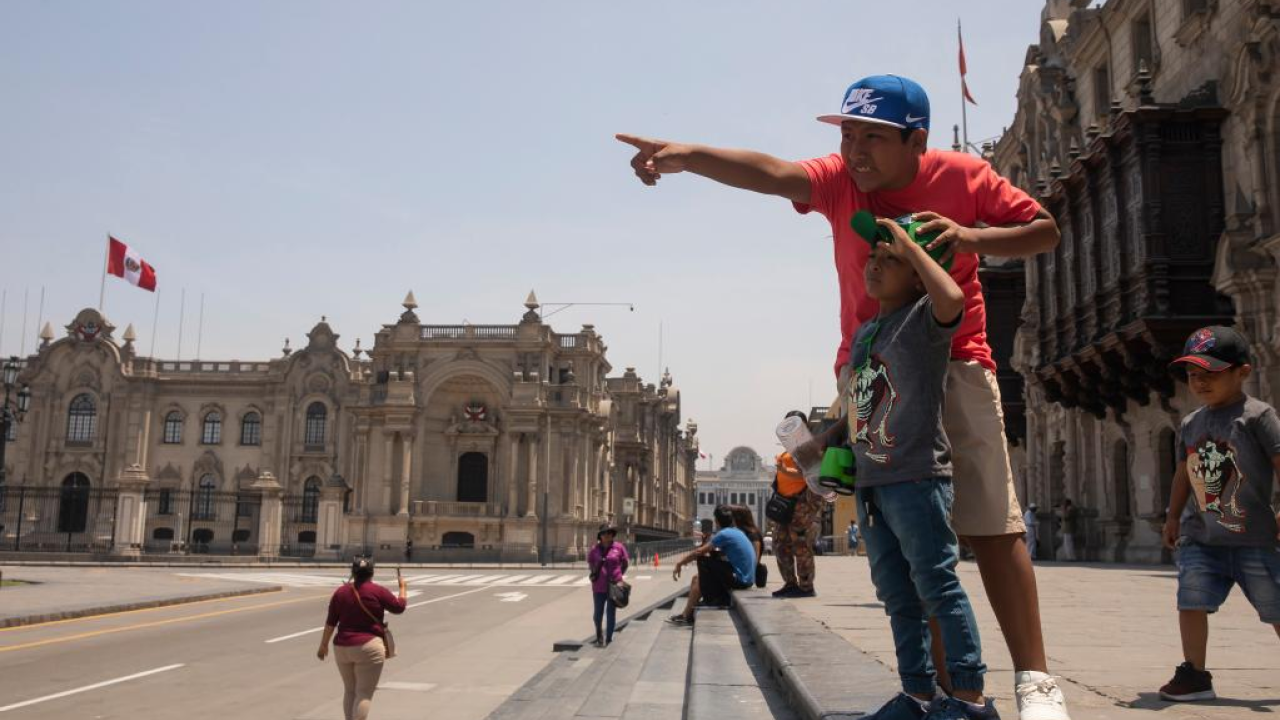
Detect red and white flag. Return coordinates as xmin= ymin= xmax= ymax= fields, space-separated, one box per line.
xmin=106 ymin=236 xmax=158 ymax=292
xmin=959 ymin=21 xmax=977 ymax=106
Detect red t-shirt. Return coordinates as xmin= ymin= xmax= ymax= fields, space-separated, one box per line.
xmin=326 ymin=581 xmax=406 ymax=647
xmin=793 ymin=149 xmax=1042 ymax=376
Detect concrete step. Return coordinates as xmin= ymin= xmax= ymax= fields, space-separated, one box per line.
xmin=733 ymin=594 xmax=898 ymax=719
xmin=619 ymin=618 xmax=692 ymax=720
xmin=487 ymin=593 xmax=688 ymax=720
xmin=686 ymin=607 xmax=799 ymax=720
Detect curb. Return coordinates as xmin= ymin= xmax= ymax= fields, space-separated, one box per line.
xmin=732 ymin=594 xmax=896 ymax=719
xmin=0 ymin=585 xmax=284 ymax=629
xmin=556 ymin=585 xmax=688 ymax=652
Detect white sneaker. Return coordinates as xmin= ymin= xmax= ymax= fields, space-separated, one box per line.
xmin=1014 ymin=671 xmax=1072 ymax=720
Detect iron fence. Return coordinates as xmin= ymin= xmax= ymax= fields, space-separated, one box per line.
xmin=142 ymin=488 xmax=263 ymax=555
xmin=0 ymin=485 xmax=119 ymax=553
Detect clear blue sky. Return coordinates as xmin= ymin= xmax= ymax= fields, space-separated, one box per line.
xmin=0 ymin=0 xmax=1044 ymax=467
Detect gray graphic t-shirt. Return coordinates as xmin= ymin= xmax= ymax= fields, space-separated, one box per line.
xmin=1177 ymin=396 xmax=1280 ymax=547
xmin=846 ymin=296 xmax=959 ymax=486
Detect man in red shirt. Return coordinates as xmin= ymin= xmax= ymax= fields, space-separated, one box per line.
xmin=618 ymin=75 xmax=1069 ymax=720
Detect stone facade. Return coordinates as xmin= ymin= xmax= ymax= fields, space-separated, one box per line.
xmin=0 ymin=293 xmax=699 ymax=560
xmin=991 ymin=0 xmax=1280 ymax=563
xmin=694 ymin=446 xmax=773 ymax=533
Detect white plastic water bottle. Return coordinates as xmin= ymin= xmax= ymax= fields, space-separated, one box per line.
xmin=775 ymin=417 xmax=836 ymax=501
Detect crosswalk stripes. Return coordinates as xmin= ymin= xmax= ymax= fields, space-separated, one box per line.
xmin=177 ymin=570 xmax=648 ymax=589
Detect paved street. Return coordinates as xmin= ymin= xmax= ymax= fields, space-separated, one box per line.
xmin=784 ymin=556 xmax=1280 ymax=719
xmin=0 ymin=567 xmax=679 ymax=719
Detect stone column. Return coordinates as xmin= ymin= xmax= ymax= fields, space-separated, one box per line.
xmin=504 ymin=434 xmax=519 ymax=516
xmin=254 ymin=471 xmax=285 ymax=559
xmin=316 ymin=475 xmax=348 ymax=559
xmin=112 ymin=464 xmax=150 ymax=557
xmin=398 ymin=433 xmax=412 ymax=517
xmin=383 ymin=432 xmax=395 ymax=515
xmin=526 ymin=433 xmax=540 ymax=519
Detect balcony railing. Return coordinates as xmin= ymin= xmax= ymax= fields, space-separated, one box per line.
xmin=413 ymin=500 xmax=500 ymax=517
xmin=420 ymin=325 xmax=517 ymax=341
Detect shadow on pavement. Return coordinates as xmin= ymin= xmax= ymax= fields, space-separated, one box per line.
xmin=1125 ymin=692 xmax=1280 ymax=712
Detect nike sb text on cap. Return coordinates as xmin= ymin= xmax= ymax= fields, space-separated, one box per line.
xmin=817 ymin=75 xmax=930 ymax=131
xmin=1170 ymin=326 xmax=1252 ymax=372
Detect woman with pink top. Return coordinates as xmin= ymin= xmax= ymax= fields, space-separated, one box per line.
xmin=587 ymin=525 xmax=630 ymax=647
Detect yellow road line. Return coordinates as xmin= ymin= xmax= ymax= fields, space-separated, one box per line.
xmin=0 ymin=588 xmax=289 ymax=634
xmin=0 ymin=592 xmax=328 ymax=654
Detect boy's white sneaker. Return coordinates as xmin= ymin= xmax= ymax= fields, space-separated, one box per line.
xmin=1014 ymin=671 xmax=1071 ymax=720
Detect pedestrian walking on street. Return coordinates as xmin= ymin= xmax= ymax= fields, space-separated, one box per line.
xmin=317 ymin=558 xmax=407 ymax=720
xmin=847 ymin=519 xmax=861 ymax=556
xmin=587 ymin=524 xmax=630 ymax=647
xmin=1057 ymin=500 xmax=1078 ymax=562
xmin=1023 ymin=504 xmax=1039 ymax=560
xmin=771 ymin=417 xmax=826 ymax=598
xmin=618 ymin=72 xmax=1070 ymax=719
xmin=1159 ymin=327 xmax=1280 ymax=703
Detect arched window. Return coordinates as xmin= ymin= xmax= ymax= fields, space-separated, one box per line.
xmin=232 ymin=529 xmax=251 ymax=543
xmin=152 ymin=527 xmax=174 ymax=540
xmin=302 ymin=477 xmax=321 ymax=523
xmin=240 ymin=412 xmax=262 ymax=446
xmin=157 ymin=488 xmax=174 ymax=515
xmin=194 ymin=475 xmax=217 ymax=520
xmin=201 ymin=411 xmax=222 ymax=445
xmin=442 ymin=531 xmax=475 ymax=548
xmin=57 ymin=473 xmax=91 ymax=532
xmin=457 ymin=452 xmax=488 ymax=503
xmin=1157 ymin=428 xmax=1178 ymax=516
xmin=304 ymin=403 xmax=327 ymax=448
xmin=163 ymin=411 xmax=184 ymax=444
xmin=66 ymin=394 xmax=96 ymax=444
xmin=298 ymin=531 xmax=317 ymax=544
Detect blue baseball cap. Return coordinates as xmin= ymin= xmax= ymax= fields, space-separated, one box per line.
xmin=817 ymin=75 xmax=930 ymax=132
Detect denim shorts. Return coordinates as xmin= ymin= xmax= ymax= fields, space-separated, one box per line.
xmin=1175 ymin=541 xmax=1280 ymax=623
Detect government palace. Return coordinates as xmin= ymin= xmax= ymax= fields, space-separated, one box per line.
xmin=0 ymin=292 xmax=699 ymax=561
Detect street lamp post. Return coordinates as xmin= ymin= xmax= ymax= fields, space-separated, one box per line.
xmin=0 ymin=356 xmax=33 ymax=491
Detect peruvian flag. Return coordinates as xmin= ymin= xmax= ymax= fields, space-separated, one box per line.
xmin=959 ymin=21 xmax=977 ymax=105
xmin=106 ymin=237 xmax=158 ymax=291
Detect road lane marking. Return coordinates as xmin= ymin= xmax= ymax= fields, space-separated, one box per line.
xmin=543 ymin=574 xmax=578 ymax=585
xmin=469 ymin=575 xmax=513 ymax=585
xmin=379 ymin=681 xmax=436 ymax=691
xmin=0 ymin=593 xmax=325 ymax=653
xmin=405 ymin=586 xmax=491 ymax=609
xmin=406 ymin=574 xmax=444 ymax=584
xmin=263 ymin=625 xmax=325 ymax=640
xmin=0 ymin=664 xmax=185 ymax=713
xmin=517 ymin=576 xmax=552 ymax=585
xmin=436 ymin=574 xmax=486 ymax=585
xmin=495 ymin=592 xmax=528 ymax=603
xmin=493 ymin=574 xmax=530 ymax=585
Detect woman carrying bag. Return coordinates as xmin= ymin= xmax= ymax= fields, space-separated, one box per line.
xmin=587 ymin=524 xmax=630 ymax=647
xmin=317 ymin=558 xmax=407 ymax=720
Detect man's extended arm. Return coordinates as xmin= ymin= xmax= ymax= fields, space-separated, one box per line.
xmin=616 ymin=134 xmax=811 ymax=204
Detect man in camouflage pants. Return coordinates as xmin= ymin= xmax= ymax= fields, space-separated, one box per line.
xmin=773 ymin=487 xmax=825 ymax=598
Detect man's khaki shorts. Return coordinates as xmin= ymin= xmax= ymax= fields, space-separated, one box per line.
xmin=837 ymin=359 xmax=1025 ymax=537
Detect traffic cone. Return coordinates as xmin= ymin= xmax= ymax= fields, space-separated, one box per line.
xmin=654 ymin=552 xmax=660 ymax=568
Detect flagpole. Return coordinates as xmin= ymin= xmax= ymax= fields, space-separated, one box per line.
xmin=196 ymin=293 xmax=205 ymax=362
xmin=176 ymin=288 xmax=186 ymax=362
xmin=99 ymin=235 xmax=110 ymax=312
xmin=149 ymin=288 xmax=161 ymax=358
xmin=0 ymin=289 xmax=7 ymax=356
xmin=19 ymin=287 xmax=29 ymax=357
xmin=959 ymin=19 xmax=970 ymax=155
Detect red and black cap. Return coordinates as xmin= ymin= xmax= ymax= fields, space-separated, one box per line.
xmin=1170 ymin=326 xmax=1251 ymax=372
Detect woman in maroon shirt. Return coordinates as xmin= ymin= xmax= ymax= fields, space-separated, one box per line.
xmin=317 ymin=558 xmax=407 ymax=720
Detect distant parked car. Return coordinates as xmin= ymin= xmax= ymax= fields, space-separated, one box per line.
xmin=763 ymin=533 xmax=774 ymax=555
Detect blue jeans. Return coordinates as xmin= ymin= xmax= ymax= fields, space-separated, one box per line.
xmin=1176 ymin=541 xmax=1280 ymax=623
xmin=593 ymin=591 xmax=618 ymax=641
xmin=857 ymin=478 xmax=986 ymax=696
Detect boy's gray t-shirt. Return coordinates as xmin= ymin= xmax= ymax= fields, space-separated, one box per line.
xmin=1177 ymin=396 xmax=1280 ymax=547
xmin=846 ymin=296 xmax=959 ymax=486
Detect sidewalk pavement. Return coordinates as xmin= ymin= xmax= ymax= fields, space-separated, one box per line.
xmin=0 ymin=565 xmax=280 ymax=627
xmin=765 ymin=555 xmax=1278 ymax=719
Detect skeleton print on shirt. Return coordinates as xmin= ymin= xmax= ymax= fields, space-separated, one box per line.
xmin=1186 ymin=438 xmax=1248 ymax=534
xmin=851 ymin=355 xmax=897 ymax=464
